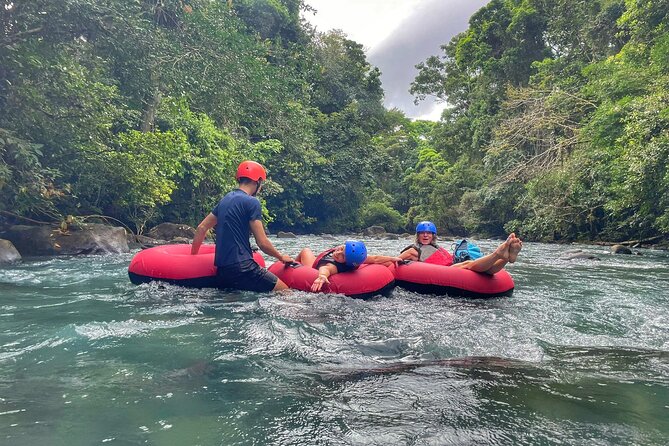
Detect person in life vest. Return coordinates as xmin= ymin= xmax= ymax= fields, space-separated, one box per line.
xmin=398 ymin=221 xmax=522 ymax=275
xmin=293 ymin=240 xmax=403 ymax=292
xmin=191 ymin=161 xmax=293 ymax=292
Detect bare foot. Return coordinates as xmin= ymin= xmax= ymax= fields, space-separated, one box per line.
xmin=509 ymin=238 xmax=522 ymax=263
xmin=493 ymin=238 xmax=510 ymax=261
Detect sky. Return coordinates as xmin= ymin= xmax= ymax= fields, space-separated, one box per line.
xmin=302 ymin=0 xmax=489 ymax=121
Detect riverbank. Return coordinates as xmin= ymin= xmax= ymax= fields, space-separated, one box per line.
xmin=1 ymin=218 xmax=668 ymax=265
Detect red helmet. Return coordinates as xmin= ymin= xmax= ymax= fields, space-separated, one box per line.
xmin=236 ymin=161 xmax=267 ymax=182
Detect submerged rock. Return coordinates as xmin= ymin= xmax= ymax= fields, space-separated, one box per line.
xmin=611 ymin=244 xmax=633 ymax=255
xmin=277 ymin=231 xmax=297 ymax=238
xmin=381 ymin=233 xmax=400 ymax=240
xmin=560 ymin=252 xmax=601 ymax=261
xmin=318 ymin=356 xmax=543 ymax=382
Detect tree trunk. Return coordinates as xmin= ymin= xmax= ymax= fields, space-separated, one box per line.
xmin=140 ymin=69 xmax=161 ymax=132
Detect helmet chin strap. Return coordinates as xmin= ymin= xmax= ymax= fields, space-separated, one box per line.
xmin=252 ymin=179 xmax=262 ymax=196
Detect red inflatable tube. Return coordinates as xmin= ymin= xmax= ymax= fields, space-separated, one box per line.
xmin=268 ymin=261 xmax=395 ymax=299
xmin=128 ymin=244 xmax=265 ymax=288
xmin=390 ymin=261 xmax=514 ymax=298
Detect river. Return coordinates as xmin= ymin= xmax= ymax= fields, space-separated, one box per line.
xmin=1 ymin=236 xmax=668 ymax=445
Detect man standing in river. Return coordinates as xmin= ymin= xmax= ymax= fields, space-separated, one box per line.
xmin=191 ymin=160 xmax=293 ymax=292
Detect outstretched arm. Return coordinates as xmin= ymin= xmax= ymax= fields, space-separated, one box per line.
xmin=311 ymin=263 xmax=338 ymax=292
xmin=191 ymin=213 xmax=217 ymax=254
xmin=249 ymin=220 xmax=293 ymax=263
xmin=364 ymin=254 xmax=403 ymax=266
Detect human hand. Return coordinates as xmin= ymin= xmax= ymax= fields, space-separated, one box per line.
xmin=384 ymin=256 xmax=403 ymax=265
xmin=280 ymin=254 xmax=294 ymax=263
xmin=311 ymin=274 xmax=329 ymax=292
xmin=381 ymin=257 xmax=404 ymax=267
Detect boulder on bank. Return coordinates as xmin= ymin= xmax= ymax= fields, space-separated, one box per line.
xmin=1 ymin=224 xmax=129 ymax=256
xmin=146 ymin=223 xmax=196 ymax=241
xmin=362 ymin=226 xmax=386 ymax=236
xmin=127 ymin=234 xmax=168 ymax=250
xmin=277 ymin=231 xmax=297 ymax=239
xmin=0 ymin=239 xmax=21 ymax=264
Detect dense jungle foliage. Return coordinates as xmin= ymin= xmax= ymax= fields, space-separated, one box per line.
xmin=1 ymin=0 xmax=668 ymax=242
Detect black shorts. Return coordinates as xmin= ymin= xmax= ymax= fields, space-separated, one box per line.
xmin=216 ymin=259 xmax=278 ymax=292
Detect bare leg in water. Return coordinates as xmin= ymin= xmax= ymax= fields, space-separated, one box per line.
xmin=453 ymin=233 xmax=522 ymax=275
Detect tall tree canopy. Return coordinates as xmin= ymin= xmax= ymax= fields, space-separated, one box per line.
xmin=409 ymin=0 xmax=668 ymax=242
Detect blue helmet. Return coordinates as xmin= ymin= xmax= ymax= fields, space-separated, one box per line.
xmin=415 ymin=221 xmax=437 ymax=234
xmin=344 ymin=240 xmax=367 ymax=267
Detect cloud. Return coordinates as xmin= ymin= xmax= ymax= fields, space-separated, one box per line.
xmin=368 ymin=0 xmax=490 ymax=120
xmin=303 ymin=0 xmax=420 ymax=51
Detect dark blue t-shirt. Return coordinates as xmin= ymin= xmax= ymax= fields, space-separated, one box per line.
xmin=212 ymin=189 xmax=263 ymax=267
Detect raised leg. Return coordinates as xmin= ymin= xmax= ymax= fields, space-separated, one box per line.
xmin=509 ymin=236 xmax=523 ymax=263
xmin=453 ymin=236 xmax=512 ymax=275
xmin=294 ymin=247 xmax=316 ymax=267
